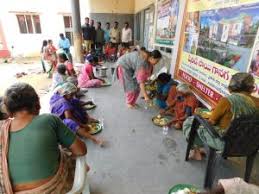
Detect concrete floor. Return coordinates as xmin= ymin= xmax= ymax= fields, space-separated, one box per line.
xmin=1 ymin=60 xmax=257 ymax=193
xmin=81 ymin=80 xmax=242 ymax=194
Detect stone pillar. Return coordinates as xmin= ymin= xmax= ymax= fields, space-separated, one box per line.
xmin=71 ymin=0 xmax=83 ymax=63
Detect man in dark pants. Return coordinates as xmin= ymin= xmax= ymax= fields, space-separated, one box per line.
xmin=95 ymin=22 xmax=105 ymax=52
xmin=82 ymin=17 xmax=92 ymax=53
xmin=90 ymin=19 xmax=96 ymax=52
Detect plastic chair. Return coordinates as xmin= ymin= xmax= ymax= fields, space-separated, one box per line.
xmin=67 ymin=156 xmax=90 ymax=194
xmin=185 ymin=114 xmax=259 ymax=189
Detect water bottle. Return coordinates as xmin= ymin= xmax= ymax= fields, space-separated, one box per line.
xmin=144 ymin=102 xmax=148 ymax=110
xmin=90 ymin=97 xmax=95 ymax=104
xmin=99 ymin=118 xmax=104 ymax=128
xmin=163 ymin=125 xmax=169 ymax=135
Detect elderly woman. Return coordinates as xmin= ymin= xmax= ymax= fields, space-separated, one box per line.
xmin=1 ymin=83 xmax=86 ymax=193
xmin=50 ymin=82 xmax=103 ymax=145
xmin=117 ymin=49 xmax=162 ymax=108
xmin=183 ymin=73 xmax=259 ymax=160
xmin=155 ymin=73 xmax=178 ymax=109
xmin=162 ymin=83 xmax=198 ymax=129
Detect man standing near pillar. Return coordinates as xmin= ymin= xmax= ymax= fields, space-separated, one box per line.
xmin=90 ymin=19 xmax=96 ymax=52
xmin=110 ymin=21 xmax=120 ymax=50
xmin=82 ymin=17 xmax=92 ymax=53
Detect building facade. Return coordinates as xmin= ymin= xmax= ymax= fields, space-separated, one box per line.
xmin=0 ymin=0 xmax=138 ymax=58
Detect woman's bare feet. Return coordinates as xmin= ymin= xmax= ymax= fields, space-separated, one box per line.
xmin=127 ymin=104 xmax=135 ymax=109
xmin=189 ymin=149 xmax=203 ymax=161
xmin=199 ymin=148 xmax=207 ymax=156
xmin=93 ymin=138 xmax=105 ymax=147
xmin=174 ymin=123 xmax=182 ymax=130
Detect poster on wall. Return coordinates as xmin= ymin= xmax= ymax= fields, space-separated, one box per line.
xmin=155 ymin=0 xmax=179 ymax=46
xmin=177 ymin=0 xmax=259 ymax=106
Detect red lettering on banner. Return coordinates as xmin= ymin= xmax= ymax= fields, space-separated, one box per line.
xmin=178 ymin=70 xmax=222 ymax=102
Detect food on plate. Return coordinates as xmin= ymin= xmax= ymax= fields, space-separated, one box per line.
xmin=88 ymin=123 xmax=101 ymax=134
xmin=195 ymin=108 xmax=212 ymax=119
xmin=171 ymin=188 xmax=197 ymax=194
xmin=153 ymin=116 xmax=168 ymax=126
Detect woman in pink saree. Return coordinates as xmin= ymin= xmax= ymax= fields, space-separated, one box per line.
xmin=117 ymin=49 xmax=162 ymax=108
xmin=78 ymin=55 xmax=104 ymax=88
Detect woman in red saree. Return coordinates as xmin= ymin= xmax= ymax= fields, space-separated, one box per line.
xmin=162 ymin=83 xmax=198 ymax=129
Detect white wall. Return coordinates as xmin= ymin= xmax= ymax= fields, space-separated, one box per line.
xmin=0 ymin=0 xmax=90 ymax=57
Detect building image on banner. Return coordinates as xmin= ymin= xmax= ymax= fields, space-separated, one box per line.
xmin=249 ymin=40 xmax=259 ymax=77
xmin=155 ymin=0 xmax=179 ymax=45
xmin=177 ymin=0 xmax=259 ymax=107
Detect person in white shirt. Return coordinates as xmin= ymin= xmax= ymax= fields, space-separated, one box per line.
xmin=121 ymin=22 xmax=132 ymax=48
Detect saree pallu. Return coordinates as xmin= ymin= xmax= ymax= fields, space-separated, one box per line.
xmin=117 ymin=66 xmax=140 ymax=105
xmin=0 ymin=119 xmax=74 ymax=194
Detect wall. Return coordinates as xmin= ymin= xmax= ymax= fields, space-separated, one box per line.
xmin=87 ymin=0 xmax=134 ymax=36
xmin=89 ymin=0 xmax=134 ymax=14
xmin=0 ymin=20 xmax=10 ymax=58
xmin=135 ymin=0 xmax=155 ymax=13
xmin=0 ymin=0 xmax=90 ymax=57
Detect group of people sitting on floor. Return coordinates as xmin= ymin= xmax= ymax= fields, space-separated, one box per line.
xmin=152 ymin=72 xmax=259 ymax=160
xmin=116 ymin=47 xmax=259 ymax=162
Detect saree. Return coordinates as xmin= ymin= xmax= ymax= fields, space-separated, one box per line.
xmin=117 ymin=52 xmax=152 ymax=105
xmin=0 ymin=119 xmax=74 ymax=194
xmin=50 ymin=93 xmax=88 ymax=132
xmin=78 ymin=64 xmax=102 ymax=88
xmin=183 ymin=93 xmax=257 ymax=151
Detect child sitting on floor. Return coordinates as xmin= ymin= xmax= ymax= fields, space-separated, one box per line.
xmin=162 ymin=83 xmax=198 ymax=130
xmin=58 ymin=53 xmax=76 ymax=77
xmin=155 ymin=73 xmax=178 ymax=110
xmin=51 ymin=64 xmax=68 ymax=90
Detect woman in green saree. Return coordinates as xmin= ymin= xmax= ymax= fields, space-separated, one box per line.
xmin=183 ymin=73 xmax=259 ymax=160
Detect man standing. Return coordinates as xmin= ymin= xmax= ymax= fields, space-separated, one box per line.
xmin=110 ymin=21 xmax=120 ymax=49
xmin=58 ymin=33 xmax=72 ymax=62
xmin=121 ymin=22 xmax=132 ymax=48
xmin=90 ymin=19 xmax=96 ymax=52
xmin=82 ymin=17 xmax=92 ymax=53
xmin=95 ymin=22 xmax=105 ymax=51
xmin=104 ymin=22 xmax=111 ymax=45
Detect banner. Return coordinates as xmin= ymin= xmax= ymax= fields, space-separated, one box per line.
xmin=177 ymin=0 xmax=259 ymax=106
xmin=155 ymin=0 xmax=179 ymax=45
xmin=188 ymin=0 xmax=259 ymax=12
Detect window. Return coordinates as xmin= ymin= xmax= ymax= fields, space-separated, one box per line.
xmin=16 ymin=14 xmax=42 ymax=34
xmin=63 ymin=16 xmax=74 ymax=45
